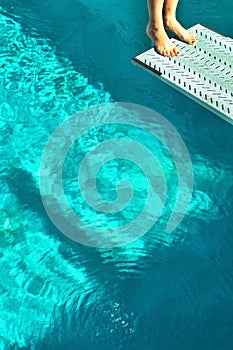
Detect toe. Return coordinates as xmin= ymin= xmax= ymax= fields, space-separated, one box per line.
xmin=190 ymin=34 xmax=197 ymax=44
xmin=171 ymin=49 xmax=176 ymax=57
xmin=189 ymin=38 xmax=196 ymax=45
xmin=168 ymin=46 xmax=175 ymax=57
xmin=172 ymin=45 xmax=180 ymax=56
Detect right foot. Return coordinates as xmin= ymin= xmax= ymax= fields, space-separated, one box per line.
xmin=146 ymin=23 xmax=180 ymax=57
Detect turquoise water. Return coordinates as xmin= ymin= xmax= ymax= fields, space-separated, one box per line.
xmin=0 ymin=0 xmax=233 ymax=349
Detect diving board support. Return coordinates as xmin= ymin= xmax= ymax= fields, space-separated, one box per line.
xmin=132 ymin=24 xmax=233 ymax=125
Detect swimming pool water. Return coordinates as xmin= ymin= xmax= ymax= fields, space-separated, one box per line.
xmin=0 ymin=0 xmax=233 ymax=349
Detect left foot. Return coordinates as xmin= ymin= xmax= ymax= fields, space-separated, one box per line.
xmin=164 ymin=18 xmax=197 ymax=45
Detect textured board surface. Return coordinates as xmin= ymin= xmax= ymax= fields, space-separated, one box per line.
xmin=132 ymin=24 xmax=233 ymax=125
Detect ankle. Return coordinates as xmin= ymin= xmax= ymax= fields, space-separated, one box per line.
xmin=148 ymin=20 xmax=165 ymax=33
xmin=163 ymin=14 xmax=177 ymax=28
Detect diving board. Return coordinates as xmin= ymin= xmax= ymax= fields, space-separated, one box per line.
xmin=132 ymin=24 xmax=233 ymax=125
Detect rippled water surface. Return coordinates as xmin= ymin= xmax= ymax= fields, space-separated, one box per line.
xmin=0 ymin=0 xmax=233 ymax=349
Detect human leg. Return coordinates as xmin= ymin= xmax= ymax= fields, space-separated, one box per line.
xmin=163 ymin=0 xmax=197 ymax=44
xmin=146 ymin=0 xmax=180 ymax=56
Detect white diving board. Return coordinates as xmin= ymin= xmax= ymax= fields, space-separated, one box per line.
xmin=132 ymin=24 xmax=233 ymax=125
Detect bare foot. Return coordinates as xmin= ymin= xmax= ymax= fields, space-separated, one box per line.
xmin=164 ymin=18 xmax=197 ymax=45
xmin=146 ymin=23 xmax=180 ymax=57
